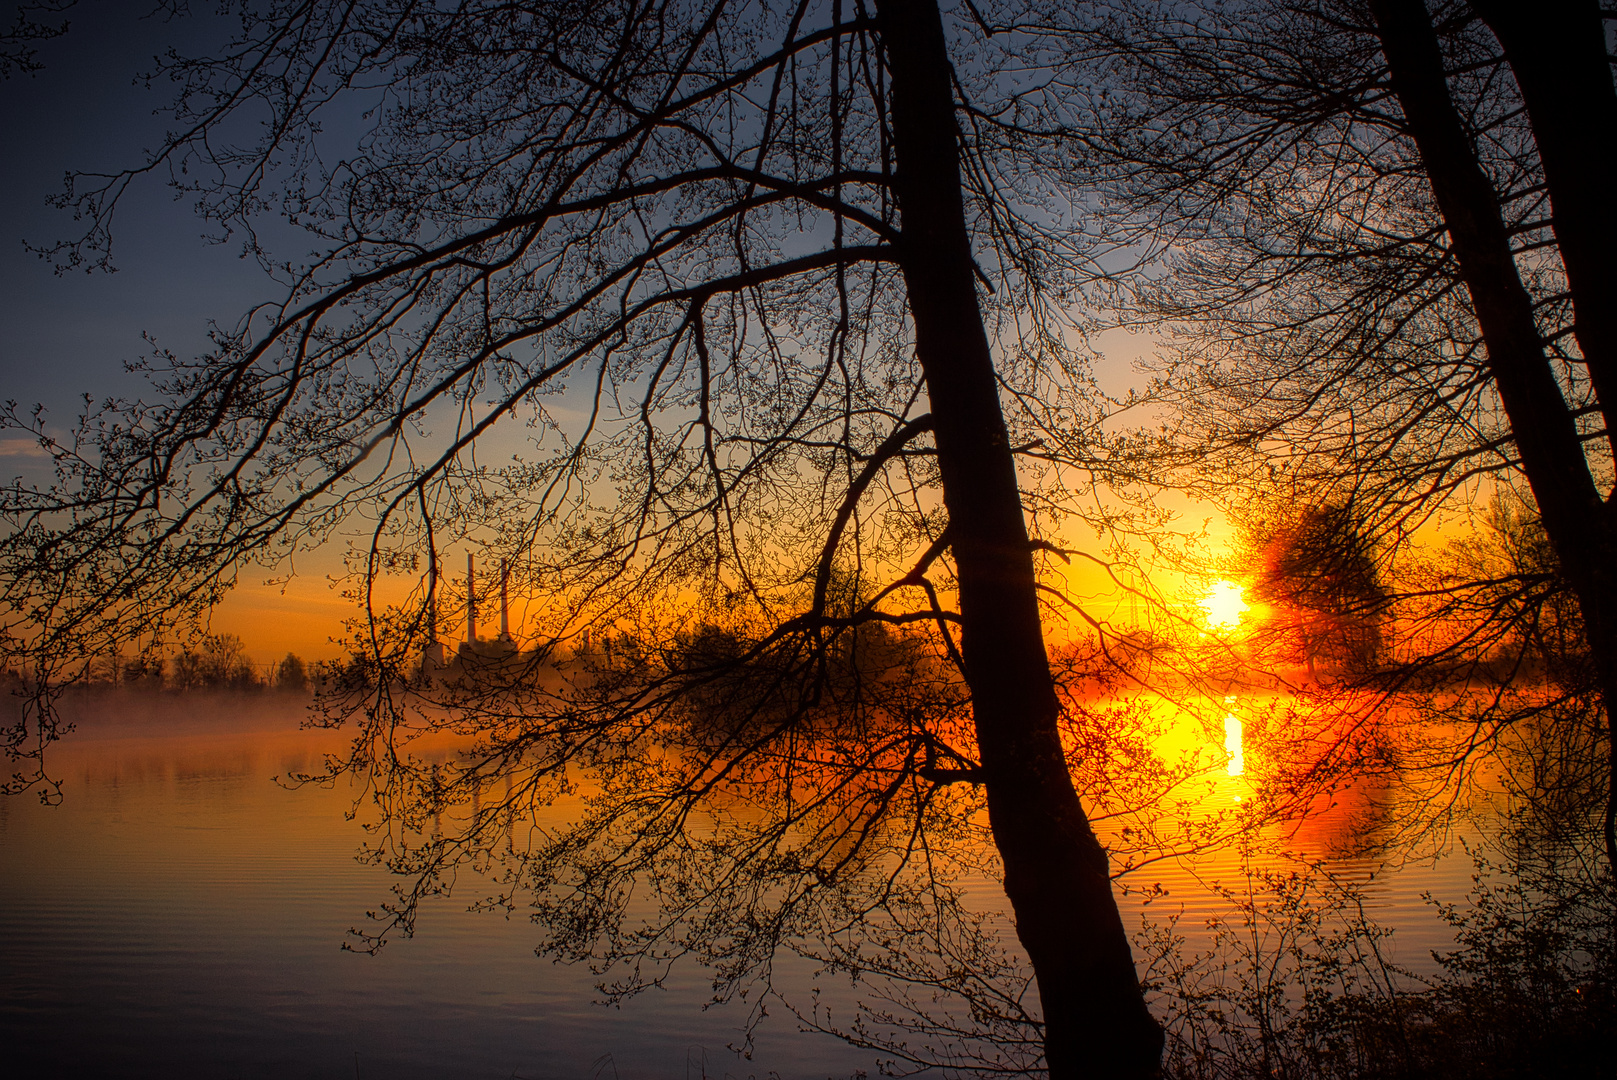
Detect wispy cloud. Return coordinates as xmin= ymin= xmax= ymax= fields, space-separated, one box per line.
xmin=0 ymin=438 xmax=52 ymax=459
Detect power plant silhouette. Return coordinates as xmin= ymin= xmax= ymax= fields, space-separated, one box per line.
xmin=420 ymin=553 xmax=523 ymax=676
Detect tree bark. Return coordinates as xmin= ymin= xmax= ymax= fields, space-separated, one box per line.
xmin=876 ymin=2 xmax=1163 ymax=1075
xmin=1471 ymin=0 xmax=1617 ymax=882
xmin=1470 ymin=0 xmax=1617 ymax=460
xmin=1370 ymin=0 xmax=1617 ymax=870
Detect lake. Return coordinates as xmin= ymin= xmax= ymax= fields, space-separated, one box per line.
xmin=1 ymin=693 xmax=1483 ymax=1078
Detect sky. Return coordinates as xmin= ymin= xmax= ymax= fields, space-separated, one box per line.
xmin=0 ymin=2 xmax=1212 ymax=665
xmin=2 ymin=3 xmax=259 ymax=415
xmin=1 ymin=2 xmax=366 ymax=659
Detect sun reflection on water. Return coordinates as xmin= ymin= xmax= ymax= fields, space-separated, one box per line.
xmin=1223 ymin=710 xmax=1244 ymax=777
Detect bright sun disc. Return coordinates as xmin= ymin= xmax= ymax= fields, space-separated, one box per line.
xmin=1201 ymin=580 xmax=1249 ymax=629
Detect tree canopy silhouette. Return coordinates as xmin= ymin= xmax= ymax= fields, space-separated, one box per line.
xmin=17 ymin=0 xmax=1612 ymax=1070
xmin=1050 ymin=0 xmax=1617 ymax=865
xmin=0 ymin=1 xmax=1173 ymax=1074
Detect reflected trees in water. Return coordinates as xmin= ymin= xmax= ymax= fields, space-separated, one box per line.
xmin=309 ymin=602 xmax=1268 ymax=1074
xmin=5 ymin=0 xmax=1617 ymax=1074
xmin=1058 ymin=0 xmax=1617 ymax=868
xmin=0 ymin=1 xmax=1191 ymax=1074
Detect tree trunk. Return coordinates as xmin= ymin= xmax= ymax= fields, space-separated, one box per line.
xmin=1471 ymin=0 xmax=1617 ymax=881
xmin=1470 ymin=0 xmax=1617 ymax=459
xmin=876 ymin=2 xmax=1163 ymax=1075
xmin=1370 ymin=0 xmax=1617 ymax=870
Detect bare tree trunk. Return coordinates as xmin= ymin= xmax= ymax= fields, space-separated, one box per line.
xmin=1370 ymin=0 xmax=1617 ymax=871
xmin=877 ymin=2 xmax=1163 ymax=1075
xmin=1471 ymin=0 xmax=1617 ymax=452
xmin=1469 ymin=0 xmax=1617 ymax=869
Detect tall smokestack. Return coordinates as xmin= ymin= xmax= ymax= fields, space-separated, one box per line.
xmin=500 ymin=557 xmax=510 ymax=639
xmin=428 ymin=555 xmax=438 ymax=642
xmin=466 ymin=552 xmax=477 ymax=644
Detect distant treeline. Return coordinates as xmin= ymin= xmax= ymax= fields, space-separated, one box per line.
xmin=5 ymin=634 xmax=315 ymax=693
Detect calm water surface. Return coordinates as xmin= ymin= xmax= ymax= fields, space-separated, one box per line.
xmin=2 ymin=695 xmax=1477 ymax=1078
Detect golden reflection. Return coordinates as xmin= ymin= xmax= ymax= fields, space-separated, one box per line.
xmin=1223 ymin=709 xmax=1244 ymax=777
xmin=1200 ymin=579 xmax=1249 ymax=630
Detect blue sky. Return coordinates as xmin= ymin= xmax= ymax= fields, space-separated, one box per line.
xmin=1 ymin=4 xmax=371 ymax=657
xmin=1 ymin=2 xmax=269 ymax=435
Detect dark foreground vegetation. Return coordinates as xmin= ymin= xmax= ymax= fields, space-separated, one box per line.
xmin=1143 ymin=841 xmax=1614 ymax=1080
xmin=5 ymin=0 xmax=1617 ymax=1076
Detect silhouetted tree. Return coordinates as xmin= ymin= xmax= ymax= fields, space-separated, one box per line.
xmin=172 ymin=633 xmax=261 ymax=690
xmin=1471 ymin=493 xmax=1584 ymax=681
xmin=0 ymin=2 xmax=1166 ymax=1073
xmin=1051 ymin=0 xmax=1617 ymax=866
xmin=1243 ymin=501 xmax=1390 ymax=680
xmin=274 ymin=652 xmax=309 ymax=693
xmin=118 ymin=653 xmax=166 ymax=690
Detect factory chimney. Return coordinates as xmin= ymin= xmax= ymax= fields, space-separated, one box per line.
xmin=466 ymin=552 xmax=477 ymax=644
xmin=428 ymin=557 xmax=438 ymax=642
xmin=500 ymin=557 xmax=511 ymax=640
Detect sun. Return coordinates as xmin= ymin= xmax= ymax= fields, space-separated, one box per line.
xmin=1201 ymin=579 xmax=1249 ymax=630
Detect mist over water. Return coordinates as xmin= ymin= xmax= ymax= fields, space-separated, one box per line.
xmin=1 ymin=697 xmax=865 ymax=1078
xmin=1 ymin=693 xmax=1483 ymax=1077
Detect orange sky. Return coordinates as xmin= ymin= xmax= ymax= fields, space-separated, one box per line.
xmin=200 ymin=326 xmax=1240 ymax=666
xmin=206 ymin=521 xmax=1238 ymax=667
xmin=206 ymin=573 xmax=360 ymax=663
